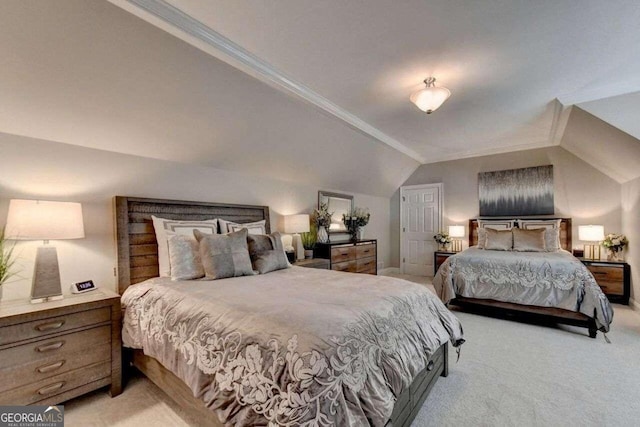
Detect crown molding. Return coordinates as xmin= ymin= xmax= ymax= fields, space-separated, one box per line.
xmin=115 ymin=0 xmax=425 ymax=163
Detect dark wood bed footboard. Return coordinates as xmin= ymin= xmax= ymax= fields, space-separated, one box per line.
xmin=452 ymin=297 xmax=597 ymax=338
xmin=130 ymin=343 xmax=449 ymax=427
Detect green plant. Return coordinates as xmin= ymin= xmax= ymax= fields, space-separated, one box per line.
xmin=301 ymin=223 xmax=317 ymax=250
xmin=0 ymin=227 xmax=18 ymax=287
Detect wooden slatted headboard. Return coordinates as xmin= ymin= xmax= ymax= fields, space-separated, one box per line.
xmin=114 ymin=196 xmax=270 ymax=294
xmin=468 ymin=218 xmax=572 ymax=250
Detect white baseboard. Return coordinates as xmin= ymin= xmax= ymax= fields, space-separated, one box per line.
xmin=378 ymin=267 xmax=400 ymax=276
xmin=629 ymin=298 xmax=638 ymax=312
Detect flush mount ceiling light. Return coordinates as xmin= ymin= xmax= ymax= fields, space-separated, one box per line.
xmin=410 ymin=77 xmax=451 ymax=114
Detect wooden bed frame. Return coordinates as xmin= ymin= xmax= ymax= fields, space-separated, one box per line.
xmin=114 ymin=196 xmax=449 ymax=427
xmin=456 ymin=218 xmax=597 ymax=338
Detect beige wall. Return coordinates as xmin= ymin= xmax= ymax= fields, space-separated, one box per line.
xmin=390 ymin=146 xmax=622 ymax=267
xmin=0 ymin=132 xmax=391 ymax=300
xmin=622 ymin=176 xmax=640 ymax=302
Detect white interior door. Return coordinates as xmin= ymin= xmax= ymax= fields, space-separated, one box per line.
xmin=401 ymin=184 xmax=443 ymax=276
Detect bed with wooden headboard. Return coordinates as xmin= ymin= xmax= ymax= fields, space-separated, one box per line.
xmin=449 ymin=217 xmax=601 ymax=337
xmin=113 ymin=196 xmax=453 ymax=427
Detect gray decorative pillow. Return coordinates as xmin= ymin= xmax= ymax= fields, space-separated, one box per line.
xmin=485 ymin=228 xmax=513 ymax=251
xmin=194 ymin=228 xmax=255 ymax=279
xmin=477 ymin=220 xmax=515 ymax=249
xmin=542 ymin=228 xmax=561 ymax=252
xmin=167 ymin=233 xmax=204 ymax=280
xmin=512 ymin=228 xmax=546 ymax=252
xmin=247 ymin=232 xmax=290 ymax=274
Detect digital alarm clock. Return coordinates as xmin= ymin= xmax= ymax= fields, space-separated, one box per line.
xmin=71 ymin=280 xmax=97 ymax=294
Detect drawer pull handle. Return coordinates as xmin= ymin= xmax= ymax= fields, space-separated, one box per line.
xmin=37 ymin=382 xmax=65 ymax=396
xmin=35 ymin=341 xmax=65 ymax=353
xmin=35 ymin=321 xmax=65 ymax=332
xmin=36 ymin=360 xmax=66 ymax=374
xmin=426 ymin=360 xmax=435 ymax=371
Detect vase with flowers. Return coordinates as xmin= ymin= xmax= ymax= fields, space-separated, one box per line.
xmin=313 ymin=203 xmax=333 ymax=244
xmin=342 ymin=207 xmax=370 ymax=242
xmin=434 ymin=231 xmax=452 ymax=251
xmin=602 ymin=233 xmax=628 ymax=261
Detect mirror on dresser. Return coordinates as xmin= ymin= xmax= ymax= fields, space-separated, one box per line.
xmin=318 ymin=191 xmax=353 ymax=235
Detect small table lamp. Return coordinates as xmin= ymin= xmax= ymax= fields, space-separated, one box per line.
xmin=578 ymin=225 xmax=604 ymax=260
xmin=5 ymin=199 xmax=85 ymax=303
xmin=284 ymin=214 xmax=310 ymax=261
xmin=448 ymin=225 xmax=465 ymax=252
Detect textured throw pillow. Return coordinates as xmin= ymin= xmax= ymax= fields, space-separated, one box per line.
xmin=194 ymin=228 xmax=255 ymax=279
xmin=543 ymin=228 xmax=561 ymax=252
xmin=167 ymin=233 xmax=204 ymax=280
xmin=517 ymin=219 xmax=562 ymax=252
xmin=484 ymin=228 xmax=513 ymax=251
xmin=219 ymin=219 xmax=267 ymax=235
xmin=512 ymin=228 xmax=546 ymax=252
xmin=152 ymin=216 xmax=218 ymax=277
xmin=477 ymin=220 xmax=516 ymax=249
xmin=247 ymin=232 xmax=290 ymax=274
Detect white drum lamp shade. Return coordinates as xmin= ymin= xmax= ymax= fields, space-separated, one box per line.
xmin=283 ymin=214 xmax=310 ymax=234
xmin=284 ymin=214 xmax=309 ymax=261
xmin=578 ymin=225 xmax=604 ymax=242
xmin=448 ymin=225 xmax=465 ymax=238
xmin=578 ymin=225 xmax=604 ymax=260
xmin=5 ymin=199 xmax=85 ymax=303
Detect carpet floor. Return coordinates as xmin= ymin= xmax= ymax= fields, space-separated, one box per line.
xmin=65 ymin=275 xmax=640 ymax=426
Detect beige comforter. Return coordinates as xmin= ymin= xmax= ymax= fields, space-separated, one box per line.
xmin=122 ymin=266 xmax=464 ymax=426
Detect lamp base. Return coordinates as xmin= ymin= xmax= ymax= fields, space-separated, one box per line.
xmin=292 ymin=233 xmax=305 ymax=261
xmin=31 ymin=246 xmax=63 ymax=304
xmin=583 ymin=244 xmax=601 ymax=261
xmin=451 ymin=239 xmax=463 ymax=252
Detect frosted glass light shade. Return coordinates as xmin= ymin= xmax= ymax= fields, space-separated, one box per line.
xmin=5 ymin=199 xmax=85 ymax=240
xmin=448 ymin=225 xmax=465 ymax=238
xmin=284 ymin=214 xmax=310 ymax=234
xmin=578 ymin=225 xmax=604 ymax=242
xmin=410 ymin=78 xmax=451 ymax=114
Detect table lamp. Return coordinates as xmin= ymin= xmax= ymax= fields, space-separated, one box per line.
xmin=284 ymin=214 xmax=310 ymax=261
xmin=5 ymin=199 xmax=85 ymax=303
xmin=578 ymin=225 xmax=604 ymax=260
xmin=448 ymin=225 xmax=465 ymax=252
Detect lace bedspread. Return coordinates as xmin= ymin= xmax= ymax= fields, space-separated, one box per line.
xmin=433 ymin=248 xmax=613 ymax=332
xmin=122 ymin=266 xmax=464 ymax=426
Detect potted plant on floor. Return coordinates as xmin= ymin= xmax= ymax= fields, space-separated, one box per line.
xmin=301 ymin=223 xmax=317 ymax=258
xmin=0 ymin=227 xmax=19 ymax=300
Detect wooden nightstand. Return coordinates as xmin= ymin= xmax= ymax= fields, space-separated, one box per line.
xmin=294 ymin=258 xmax=331 ymax=269
xmin=0 ymin=289 xmax=122 ymax=405
xmin=579 ymin=258 xmax=630 ymax=304
xmin=434 ymin=251 xmax=456 ymax=275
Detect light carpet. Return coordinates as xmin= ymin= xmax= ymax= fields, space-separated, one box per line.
xmin=65 ymin=275 xmax=640 ymax=426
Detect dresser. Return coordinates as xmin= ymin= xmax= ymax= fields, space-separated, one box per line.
xmin=314 ymin=240 xmax=377 ymax=274
xmin=579 ymin=258 xmax=630 ymax=304
xmin=0 ymin=289 xmax=122 ymax=405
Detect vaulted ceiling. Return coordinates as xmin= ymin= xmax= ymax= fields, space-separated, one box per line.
xmin=1 ymin=0 xmax=639 ymax=198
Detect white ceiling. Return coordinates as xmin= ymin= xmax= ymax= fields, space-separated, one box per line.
xmin=2 ymin=0 xmax=640 ymax=199
xmin=115 ymin=0 xmax=640 ymax=164
xmin=0 ymin=0 xmax=418 ymax=197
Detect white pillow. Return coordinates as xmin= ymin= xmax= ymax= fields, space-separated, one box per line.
xmin=218 ymin=219 xmax=267 ymax=235
xmin=477 ymin=220 xmax=516 ymax=249
xmin=151 ymin=216 xmax=218 ymax=277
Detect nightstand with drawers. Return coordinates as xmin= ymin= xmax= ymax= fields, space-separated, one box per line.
xmin=434 ymin=251 xmax=456 ymax=276
xmin=314 ymin=240 xmax=377 ymax=275
xmin=579 ymin=258 xmax=630 ymax=304
xmin=0 ymin=289 xmax=122 ymax=405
